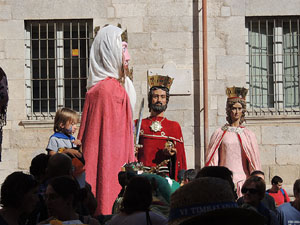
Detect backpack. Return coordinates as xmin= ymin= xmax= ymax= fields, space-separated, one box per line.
xmin=266 ymin=188 xmax=286 ymax=201
xmin=280 ymin=188 xmax=286 ymax=198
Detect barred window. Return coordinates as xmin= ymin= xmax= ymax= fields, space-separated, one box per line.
xmin=246 ymin=17 xmax=300 ymax=116
xmin=25 ymin=20 xmax=93 ymax=120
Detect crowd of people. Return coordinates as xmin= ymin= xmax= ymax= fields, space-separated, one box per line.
xmin=0 ymin=160 xmax=299 ymax=225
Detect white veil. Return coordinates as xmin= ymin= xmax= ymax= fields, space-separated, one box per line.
xmin=86 ymin=25 xmax=136 ymax=112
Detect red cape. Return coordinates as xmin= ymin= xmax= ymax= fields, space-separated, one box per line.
xmin=78 ymin=77 xmax=135 ymax=215
xmin=137 ymin=117 xmax=187 ymax=180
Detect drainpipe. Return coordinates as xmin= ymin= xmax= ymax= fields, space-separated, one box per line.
xmin=202 ymin=0 xmax=209 ymax=160
xmin=193 ymin=0 xmax=201 ymax=169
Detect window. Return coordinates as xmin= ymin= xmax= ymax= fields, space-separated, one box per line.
xmin=246 ymin=17 xmax=300 ymax=116
xmin=25 ymin=20 xmax=93 ymax=120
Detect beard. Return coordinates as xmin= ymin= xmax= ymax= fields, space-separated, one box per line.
xmin=150 ymin=102 xmax=167 ymax=113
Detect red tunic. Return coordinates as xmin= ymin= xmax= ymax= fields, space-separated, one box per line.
xmin=78 ymin=77 xmax=135 ymax=215
xmin=137 ymin=116 xmax=187 ymax=180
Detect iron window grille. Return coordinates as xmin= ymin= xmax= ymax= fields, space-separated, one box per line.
xmin=25 ymin=20 xmax=93 ymax=120
xmin=246 ymin=17 xmax=300 ymax=116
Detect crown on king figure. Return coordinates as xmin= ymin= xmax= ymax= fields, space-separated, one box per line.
xmin=148 ymin=75 xmax=174 ymax=90
xmin=226 ymin=86 xmax=248 ymax=100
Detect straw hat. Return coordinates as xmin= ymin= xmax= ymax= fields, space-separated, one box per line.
xmin=179 ymin=207 xmax=265 ymax=225
xmin=169 ymin=177 xmax=236 ymax=225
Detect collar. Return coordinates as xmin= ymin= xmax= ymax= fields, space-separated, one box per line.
xmin=51 ymin=132 xmax=75 ymax=140
xmin=147 ymin=116 xmax=166 ymax=121
xmin=221 ymin=124 xmax=245 ymax=134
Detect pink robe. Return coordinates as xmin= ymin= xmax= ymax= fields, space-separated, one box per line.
xmin=78 ymin=77 xmax=135 ymax=215
xmin=205 ymin=126 xmax=261 ymax=196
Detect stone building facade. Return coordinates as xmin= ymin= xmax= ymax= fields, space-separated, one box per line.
xmin=0 ymin=0 xmax=299 ymax=188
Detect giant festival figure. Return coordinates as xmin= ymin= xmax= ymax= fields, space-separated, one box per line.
xmin=205 ymin=86 xmax=261 ymax=197
xmin=77 ymin=25 xmax=136 ymax=215
xmin=136 ymin=75 xmax=187 ymax=180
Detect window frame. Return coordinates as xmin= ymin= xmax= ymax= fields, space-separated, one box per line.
xmin=246 ymin=16 xmax=300 ymax=116
xmin=24 ymin=19 xmax=93 ymax=120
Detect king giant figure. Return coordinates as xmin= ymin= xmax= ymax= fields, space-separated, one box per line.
xmin=136 ymin=75 xmax=187 ymax=180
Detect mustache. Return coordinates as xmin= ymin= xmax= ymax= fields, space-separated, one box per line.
xmin=150 ymin=102 xmax=167 ymax=113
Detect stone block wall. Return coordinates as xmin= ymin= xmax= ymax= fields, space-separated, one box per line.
xmin=0 ymin=0 xmax=195 ymax=185
xmin=208 ymin=0 xmax=300 ymax=188
xmin=0 ymin=0 xmax=300 ymax=189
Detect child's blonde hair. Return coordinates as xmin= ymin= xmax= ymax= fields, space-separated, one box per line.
xmin=54 ymin=108 xmax=79 ymax=133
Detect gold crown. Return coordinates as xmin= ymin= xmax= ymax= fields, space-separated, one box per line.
xmin=148 ymin=75 xmax=174 ymax=90
xmin=226 ymin=86 xmax=248 ymax=100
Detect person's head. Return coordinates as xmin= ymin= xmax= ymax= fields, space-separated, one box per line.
xmin=177 ymin=169 xmax=186 ymax=185
xmin=87 ymin=25 xmax=136 ymax=110
xmin=45 ymin=176 xmax=80 ymax=219
xmin=271 ymin=175 xmax=283 ymax=191
xmin=30 ymin=153 xmax=51 ymax=183
xmin=87 ymin=25 xmax=126 ymax=85
xmin=0 ymin=67 xmax=8 ymax=123
xmin=121 ymin=176 xmax=152 ymax=214
xmin=80 ymin=182 xmax=97 ymax=216
xmin=46 ymin=153 xmax=73 ymax=179
xmin=117 ymin=171 xmax=133 ymax=197
xmin=183 ymin=169 xmax=197 ymax=185
xmin=196 ymin=166 xmax=236 ymax=199
xmin=156 ymin=165 xmax=169 ymax=178
xmin=250 ymin=170 xmax=265 ymax=180
xmin=0 ymin=67 xmax=8 ymax=103
xmin=118 ymin=171 xmax=129 ymax=189
xmin=293 ymin=179 xmax=300 ymax=200
xmin=0 ymin=172 xmax=38 ymax=214
xmin=148 ymin=86 xmax=169 ymax=113
xmin=226 ymin=99 xmax=246 ymax=125
xmin=242 ymin=176 xmax=266 ymax=207
xmin=169 ymin=177 xmax=236 ymax=225
xmin=141 ymin=173 xmax=172 ymax=204
xmin=225 ymin=86 xmax=247 ymax=125
xmin=0 ymin=67 xmax=6 ymax=81
xmin=54 ymin=108 xmax=79 ymax=135
xmin=122 ymin=41 xmax=130 ymax=71
xmin=118 ymin=24 xmax=131 ymax=77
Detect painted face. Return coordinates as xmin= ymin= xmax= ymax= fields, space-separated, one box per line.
xmin=122 ymin=41 xmax=130 ymax=69
xmin=45 ymin=185 xmax=71 ymax=219
xmin=62 ymin=120 xmax=77 ymax=135
xmin=230 ymin=102 xmax=243 ymax=122
xmin=150 ymin=89 xmax=167 ymax=113
xmin=242 ymin=182 xmax=261 ymax=206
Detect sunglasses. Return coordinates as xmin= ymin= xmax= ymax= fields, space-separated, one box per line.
xmin=241 ymin=187 xmax=259 ymax=194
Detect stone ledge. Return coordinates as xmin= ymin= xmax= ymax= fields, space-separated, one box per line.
xmin=19 ymin=120 xmax=53 ymax=129
xmin=20 ymin=120 xmax=81 ymax=129
xmin=246 ymin=115 xmax=300 ymax=124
